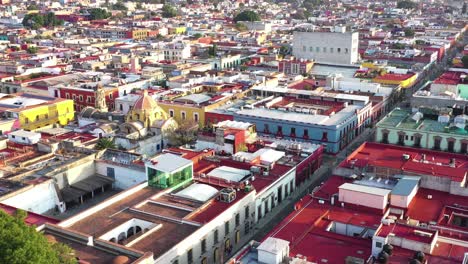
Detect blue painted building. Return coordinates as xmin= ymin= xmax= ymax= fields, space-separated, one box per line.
xmin=232 ymin=101 xmax=372 ymax=154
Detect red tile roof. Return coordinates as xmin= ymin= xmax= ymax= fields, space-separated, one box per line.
xmin=341 ymin=142 xmax=468 ymax=182
xmin=0 ymin=203 xmax=59 ymax=226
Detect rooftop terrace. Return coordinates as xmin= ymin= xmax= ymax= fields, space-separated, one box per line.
xmin=378 ymin=108 xmax=468 ymax=135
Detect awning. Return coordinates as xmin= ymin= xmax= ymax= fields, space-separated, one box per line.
xmin=61 ymin=175 xmax=114 ymax=203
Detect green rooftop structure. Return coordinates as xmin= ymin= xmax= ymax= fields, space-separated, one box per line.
xmin=458 ymin=84 xmax=468 ymax=100
xmin=376 ymin=108 xmax=468 ymax=153
xmin=146 ymin=153 xmax=193 ymax=189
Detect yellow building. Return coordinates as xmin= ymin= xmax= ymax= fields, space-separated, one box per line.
xmin=169 ymin=27 xmax=187 ymax=35
xmin=158 ymin=90 xmax=250 ymax=127
xmin=126 ymin=90 xmax=168 ymax=127
xmin=0 ymin=93 xmax=74 ymax=131
xmin=372 ymin=72 xmax=418 ymax=88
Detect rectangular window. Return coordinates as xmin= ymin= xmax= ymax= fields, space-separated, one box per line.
xmin=337 ymin=48 xmax=341 ymax=53
xmin=330 ymin=47 xmax=334 ymax=53
xmin=277 ymin=126 xmax=282 ymax=133
xmin=323 ymin=47 xmax=326 ymax=52
xmin=181 ymin=112 xmax=186 ymax=120
xmin=376 ymin=242 xmax=382 ymax=248
xmin=235 ymin=230 xmax=240 ymax=244
xmin=79 ymin=95 xmax=83 ymax=102
xmin=316 ymin=47 xmax=320 ymax=52
xmin=201 ymin=239 xmax=206 ymax=253
xmin=235 ymin=213 xmax=240 ymax=227
xmin=322 ymin=132 xmax=328 ymax=141
xmin=414 ymin=136 xmax=421 ymax=147
xmin=461 ymin=142 xmax=468 ymax=154
xmin=66 ymin=93 xmax=70 ymax=99
xmin=257 ymin=205 xmax=262 ymax=220
xmin=304 ymin=129 xmax=308 ymax=138
xmin=303 ymin=46 xmax=306 ymax=52
xmin=291 ymin=127 xmax=296 ymax=136
xmin=225 ymin=221 xmax=229 ymax=236
xmin=245 ymin=206 xmax=250 ymax=219
xmin=214 ymin=229 xmax=219 ymax=243
xmin=169 ymin=110 xmax=174 ymax=117
xmin=382 ymin=132 xmax=389 ymax=144
xmin=448 ymin=140 xmax=455 ymax=152
xmin=398 ymin=134 xmax=405 ymax=145
xmin=194 ymin=113 xmax=199 ymax=122
xmin=309 ymin=46 xmax=313 ymax=52
xmin=434 ymin=137 xmax=441 ymax=150
xmin=187 ymin=248 xmax=193 ymax=264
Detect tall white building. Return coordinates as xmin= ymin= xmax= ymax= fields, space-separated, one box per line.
xmin=292 ymin=27 xmax=359 ymax=65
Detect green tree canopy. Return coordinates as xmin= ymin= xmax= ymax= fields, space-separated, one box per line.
xmin=27 ymin=4 xmax=39 ymax=10
xmin=234 ymin=10 xmax=260 ymax=23
xmin=404 ymin=28 xmax=415 ymax=37
xmin=302 ymin=0 xmax=322 ymax=11
xmin=95 ymin=138 xmax=116 ymax=150
xmin=235 ymin=22 xmax=248 ymax=32
xmin=88 ymin=8 xmax=112 ymax=20
xmin=111 ymin=1 xmax=128 ymax=11
xmin=462 ymin=55 xmax=468 ymax=68
xmin=208 ymin=44 xmax=218 ymax=57
xmin=397 ymin=0 xmax=417 ymax=9
xmin=27 ymin=46 xmax=39 ymax=54
xmin=162 ymin=4 xmax=177 ymax=18
xmin=0 ymin=209 xmax=76 ymax=264
xmin=22 ymin=13 xmax=64 ymax=30
xmin=166 ymin=122 xmax=198 ymax=146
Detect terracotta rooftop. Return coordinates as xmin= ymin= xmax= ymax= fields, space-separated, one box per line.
xmin=340 ymin=142 xmax=468 ymax=182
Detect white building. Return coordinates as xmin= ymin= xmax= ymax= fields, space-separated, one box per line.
xmin=162 ymin=41 xmax=191 ymax=61
xmin=292 ymin=28 xmax=359 ymax=65
xmin=8 ymin=130 xmax=41 ymax=145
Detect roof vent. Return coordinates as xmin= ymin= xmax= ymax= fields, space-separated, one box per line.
xmin=218 ymin=188 xmax=236 ymax=203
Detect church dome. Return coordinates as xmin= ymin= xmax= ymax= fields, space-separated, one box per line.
xmin=133 ymin=90 xmax=158 ymax=111
xmin=111 ymin=255 xmax=130 ymax=264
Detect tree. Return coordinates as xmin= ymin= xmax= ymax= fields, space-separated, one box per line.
xmin=161 ymin=4 xmax=177 ymax=18
xmin=27 ymin=4 xmax=39 ymax=10
xmin=0 ymin=209 xmax=77 ymax=264
xmin=111 ymin=1 xmax=127 ymax=11
xmin=397 ymin=0 xmax=417 ymax=9
xmin=392 ymin=43 xmax=405 ymax=49
xmin=88 ymin=8 xmax=112 ymax=20
xmin=27 ymin=46 xmax=38 ymax=54
xmin=208 ymin=44 xmax=217 ymax=57
xmin=166 ymin=122 xmax=198 ymax=147
xmin=404 ymin=28 xmax=415 ymax=37
xmin=235 ymin=22 xmax=248 ymax=32
xmin=95 ymin=138 xmax=116 ymax=150
xmin=193 ymin=33 xmax=203 ymax=39
xmin=233 ymin=10 xmax=260 ymax=22
xmin=303 ymin=0 xmax=322 ymax=11
xmin=22 ymin=12 xmax=63 ymax=29
xmin=462 ymin=55 xmax=468 ymax=68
